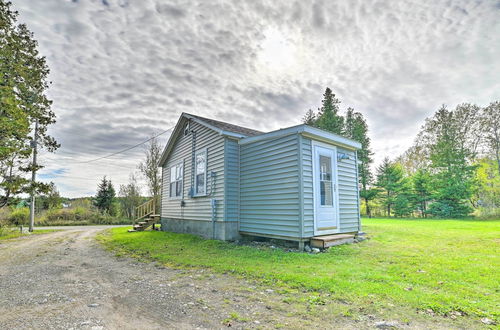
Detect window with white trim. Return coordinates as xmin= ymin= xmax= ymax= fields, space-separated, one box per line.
xmin=169 ymin=162 xmax=183 ymax=198
xmin=194 ymin=149 xmax=207 ymax=196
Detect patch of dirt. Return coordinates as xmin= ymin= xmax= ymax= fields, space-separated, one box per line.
xmin=0 ymin=228 xmax=345 ymax=329
xmin=0 ymin=228 xmax=479 ymax=329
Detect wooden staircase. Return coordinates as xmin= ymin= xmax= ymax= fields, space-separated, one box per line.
xmin=128 ymin=198 xmax=160 ymax=232
xmin=310 ymin=234 xmax=355 ymax=249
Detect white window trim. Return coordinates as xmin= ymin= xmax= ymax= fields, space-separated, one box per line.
xmin=193 ymin=148 xmax=208 ymax=197
xmin=169 ymin=160 xmax=184 ymax=200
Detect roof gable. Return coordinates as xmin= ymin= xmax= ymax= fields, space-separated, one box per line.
xmin=186 ymin=113 xmax=263 ymax=137
xmin=159 ymin=113 xmax=263 ymax=166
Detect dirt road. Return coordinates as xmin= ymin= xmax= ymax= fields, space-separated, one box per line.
xmin=0 ymin=227 xmax=351 ymax=329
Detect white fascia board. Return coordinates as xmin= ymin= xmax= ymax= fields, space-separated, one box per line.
xmin=302 ymin=126 xmax=362 ymax=150
xmin=239 ymin=124 xmax=362 ymax=150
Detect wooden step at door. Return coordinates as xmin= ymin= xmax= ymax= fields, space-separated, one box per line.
xmin=310 ymin=234 xmax=355 ymax=249
xmin=128 ymin=214 xmax=161 ymax=232
xmin=128 ymin=198 xmax=160 ymax=233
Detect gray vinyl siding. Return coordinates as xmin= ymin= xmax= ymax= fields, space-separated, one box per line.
xmin=224 ymin=138 xmax=239 ymax=222
xmin=161 ymin=121 xmax=225 ymax=222
xmin=300 ymin=139 xmax=360 ymax=235
xmin=239 ymin=134 xmax=300 ymax=238
xmin=336 ymin=147 xmax=360 ymax=232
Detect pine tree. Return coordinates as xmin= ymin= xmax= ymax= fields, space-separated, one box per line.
xmin=412 ymin=169 xmax=432 ymax=217
xmin=422 ymin=105 xmax=477 ymax=217
xmin=94 ymin=176 xmax=115 ymax=214
xmin=344 ymin=107 xmax=374 ymax=216
xmin=392 ymin=178 xmax=413 ymax=217
xmin=315 ymin=87 xmax=344 ymax=135
xmin=302 ymin=109 xmax=316 ymax=126
xmin=375 ymin=158 xmax=405 ymax=216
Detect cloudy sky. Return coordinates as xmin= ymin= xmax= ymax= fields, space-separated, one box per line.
xmin=13 ymin=0 xmax=500 ymax=197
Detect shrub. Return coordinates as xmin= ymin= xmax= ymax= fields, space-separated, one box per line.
xmin=43 ymin=207 xmax=93 ymax=222
xmin=474 ymin=207 xmax=500 ymax=220
xmin=7 ymin=207 xmax=30 ymax=226
xmin=36 ymin=207 xmax=131 ymax=226
xmin=0 ymin=207 xmax=11 ymax=225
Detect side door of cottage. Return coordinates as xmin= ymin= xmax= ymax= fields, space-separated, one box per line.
xmin=312 ymin=141 xmax=340 ymax=235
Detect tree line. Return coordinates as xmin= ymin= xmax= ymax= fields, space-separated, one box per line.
xmin=304 ymin=89 xmax=499 ymax=219
xmin=0 ymin=1 xmax=162 ymax=221
xmin=92 ymin=137 xmax=163 ymax=220
xmin=385 ymin=102 xmax=499 ymax=218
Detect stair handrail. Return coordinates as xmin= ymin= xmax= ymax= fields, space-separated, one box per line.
xmin=134 ymin=198 xmax=156 ymax=222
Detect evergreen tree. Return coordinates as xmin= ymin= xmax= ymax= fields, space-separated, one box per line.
xmin=392 ymin=177 xmax=413 ymax=217
xmin=421 ymin=105 xmax=478 ymax=217
xmin=411 ymin=169 xmax=432 ymax=217
xmin=315 ymin=87 xmax=344 ymax=135
xmin=344 ymin=108 xmax=375 ymax=217
xmin=302 ymin=109 xmax=316 ymax=126
xmin=94 ymin=176 xmax=115 ymax=214
xmin=375 ymin=158 xmax=405 ymax=216
xmin=0 ymin=1 xmax=59 ymax=207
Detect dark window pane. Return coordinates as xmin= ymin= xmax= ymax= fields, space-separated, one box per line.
xmin=176 ymin=180 xmax=182 ymax=196
xmin=196 ymin=174 xmax=205 ymax=194
xmin=170 ymin=182 xmax=175 ymax=197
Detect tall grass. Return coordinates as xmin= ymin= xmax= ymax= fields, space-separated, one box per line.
xmin=0 ymin=206 xmax=130 ymax=226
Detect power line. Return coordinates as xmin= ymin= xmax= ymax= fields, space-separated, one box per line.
xmin=72 ymin=127 xmax=174 ymax=164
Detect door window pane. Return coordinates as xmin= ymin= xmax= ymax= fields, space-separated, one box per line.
xmin=319 ymin=155 xmax=333 ymax=206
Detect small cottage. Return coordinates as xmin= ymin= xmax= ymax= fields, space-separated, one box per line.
xmin=158 ymin=113 xmax=362 ymax=249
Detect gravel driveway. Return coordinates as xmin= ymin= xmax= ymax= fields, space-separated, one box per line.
xmin=0 ymin=227 xmax=354 ymax=329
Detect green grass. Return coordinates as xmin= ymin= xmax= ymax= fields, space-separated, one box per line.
xmin=99 ymin=218 xmax=499 ymax=322
xmin=0 ymin=228 xmax=57 ymax=240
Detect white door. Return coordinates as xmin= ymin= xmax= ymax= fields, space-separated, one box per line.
xmin=313 ymin=142 xmax=339 ymax=235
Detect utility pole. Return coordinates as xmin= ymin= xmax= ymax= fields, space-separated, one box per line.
xmin=29 ymin=119 xmax=38 ymax=233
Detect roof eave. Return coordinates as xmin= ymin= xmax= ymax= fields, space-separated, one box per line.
xmin=239 ymin=124 xmax=362 ymax=150
xmin=301 ymin=126 xmax=362 ymax=150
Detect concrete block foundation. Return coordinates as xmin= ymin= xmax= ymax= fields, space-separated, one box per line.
xmin=160 ymin=217 xmax=240 ymax=241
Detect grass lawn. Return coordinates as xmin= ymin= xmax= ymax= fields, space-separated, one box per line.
xmin=0 ymin=228 xmax=57 ymax=241
xmin=99 ymin=218 xmax=499 ymax=324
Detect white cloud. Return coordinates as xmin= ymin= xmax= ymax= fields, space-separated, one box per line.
xmin=11 ymin=0 xmax=500 ymax=197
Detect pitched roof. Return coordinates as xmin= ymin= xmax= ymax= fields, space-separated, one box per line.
xmin=185 ymin=113 xmax=263 ymax=137
xmin=159 ymin=113 xmax=264 ymax=166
